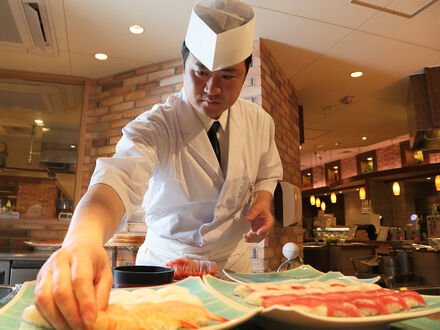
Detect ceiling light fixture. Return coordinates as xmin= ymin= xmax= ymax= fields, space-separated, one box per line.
xmin=42 ymin=127 xmax=50 ymax=132
xmin=34 ymin=119 xmax=44 ymax=125
xmin=70 ymin=144 xmax=77 ymax=149
xmin=350 ymin=71 xmax=363 ymax=78
xmin=359 ymin=187 xmax=366 ymax=200
xmin=316 ymin=197 xmax=321 ymax=208
xmin=94 ymin=53 xmax=108 ymax=60
xmin=331 ymin=192 xmax=337 ymax=203
xmin=393 ymin=181 xmax=401 ymax=196
xmin=129 ymin=25 xmax=144 ymax=34
xmin=435 ymin=175 xmax=440 ymax=191
xmin=321 ymin=201 xmax=326 ymax=211
xmin=310 ymin=195 xmax=315 ymax=206
xmin=362 ymin=136 xmax=367 ymax=141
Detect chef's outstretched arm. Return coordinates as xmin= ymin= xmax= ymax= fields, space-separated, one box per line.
xmin=34 ymin=183 xmax=125 ymax=330
xmin=243 ymin=190 xmax=274 ymax=243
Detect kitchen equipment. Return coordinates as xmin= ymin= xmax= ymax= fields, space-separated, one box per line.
xmin=112 ymin=265 xmax=174 ymax=288
xmin=389 ymin=227 xmax=405 ymax=241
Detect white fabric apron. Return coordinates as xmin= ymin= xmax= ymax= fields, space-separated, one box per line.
xmin=136 ymin=230 xmax=251 ymax=273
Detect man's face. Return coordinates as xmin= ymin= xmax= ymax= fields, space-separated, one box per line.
xmin=183 ymin=52 xmax=247 ymax=119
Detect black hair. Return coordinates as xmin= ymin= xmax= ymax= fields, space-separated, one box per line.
xmin=181 ymin=41 xmax=252 ymax=76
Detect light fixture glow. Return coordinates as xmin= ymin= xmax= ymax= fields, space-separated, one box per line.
xmin=42 ymin=127 xmax=50 ymax=132
xmin=367 ymin=157 xmax=373 ymax=161
xmin=321 ymin=201 xmax=326 ymax=211
xmin=94 ymin=53 xmax=108 ymax=60
xmin=307 ymin=172 xmax=311 ymax=176
xmin=333 ymin=166 xmax=338 ymax=169
xmin=435 ymin=175 xmax=440 ymax=191
xmin=350 ymin=71 xmax=363 ymax=78
xmin=362 ymin=136 xmax=367 ymax=141
xmin=359 ymin=187 xmax=366 ymax=200
xmin=129 ymin=25 xmax=144 ymax=34
xmin=310 ymin=195 xmax=315 ymax=206
xmin=393 ymin=181 xmax=400 ymax=196
xmin=316 ymin=197 xmax=321 ymax=208
xmin=70 ymin=144 xmax=77 ymax=149
xmin=34 ymin=119 xmax=44 ymax=125
xmin=331 ymin=192 xmax=337 ymax=203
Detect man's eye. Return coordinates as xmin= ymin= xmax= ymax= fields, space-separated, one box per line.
xmin=222 ymin=75 xmax=234 ymax=80
xmin=196 ymin=70 xmax=208 ymax=76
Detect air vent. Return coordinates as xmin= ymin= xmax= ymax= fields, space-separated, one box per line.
xmin=0 ymin=0 xmax=58 ymax=55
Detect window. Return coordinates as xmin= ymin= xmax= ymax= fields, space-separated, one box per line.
xmin=356 ymin=151 xmax=377 ymax=174
xmin=400 ymin=140 xmax=424 ymax=166
xmin=301 ymin=168 xmax=313 ymax=189
xmin=325 ymin=160 xmax=341 ymax=185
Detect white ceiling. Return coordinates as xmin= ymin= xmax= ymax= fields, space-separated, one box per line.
xmin=0 ymin=0 xmax=439 ymax=169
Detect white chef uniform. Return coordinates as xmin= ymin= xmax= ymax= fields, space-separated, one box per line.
xmin=89 ymin=88 xmax=283 ymax=271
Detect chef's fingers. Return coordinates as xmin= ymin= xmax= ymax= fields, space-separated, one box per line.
xmin=70 ymin=250 xmax=100 ymax=326
xmin=51 ymin=249 xmax=87 ymax=329
xmin=34 ymin=252 xmax=76 ymax=330
xmin=93 ymin=251 xmax=113 ymax=312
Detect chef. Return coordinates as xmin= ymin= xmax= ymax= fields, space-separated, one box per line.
xmin=34 ymin=0 xmax=283 ymax=329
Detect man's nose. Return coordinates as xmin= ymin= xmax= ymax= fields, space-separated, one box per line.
xmin=204 ymin=76 xmax=221 ymax=95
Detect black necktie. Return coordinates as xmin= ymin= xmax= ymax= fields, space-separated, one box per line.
xmin=208 ymin=121 xmax=221 ymax=164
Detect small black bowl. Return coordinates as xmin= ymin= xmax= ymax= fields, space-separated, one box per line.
xmin=113 ymin=265 xmax=174 ymax=288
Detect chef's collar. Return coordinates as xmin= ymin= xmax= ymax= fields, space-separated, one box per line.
xmin=194 ymin=106 xmax=228 ymax=133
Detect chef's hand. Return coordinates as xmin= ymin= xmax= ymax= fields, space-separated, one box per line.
xmin=34 ymin=241 xmax=113 ymax=329
xmin=34 ymin=183 xmax=124 ymax=329
xmin=243 ymin=190 xmax=274 ymax=243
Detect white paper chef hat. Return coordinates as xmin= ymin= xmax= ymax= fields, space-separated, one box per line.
xmin=185 ymin=0 xmax=255 ymax=71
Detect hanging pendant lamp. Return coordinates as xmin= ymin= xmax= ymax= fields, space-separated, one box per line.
xmin=393 ymin=181 xmax=400 ymax=196
xmin=330 ymin=192 xmax=337 ymax=203
xmin=435 ymin=175 xmax=440 ymax=191
xmin=310 ymin=195 xmax=316 ymax=205
xmin=359 ymin=187 xmax=366 ymax=200
xmin=321 ymin=201 xmax=326 ymax=211
xmin=316 ymin=197 xmax=321 ymax=208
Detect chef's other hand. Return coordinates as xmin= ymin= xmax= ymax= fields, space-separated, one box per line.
xmin=34 ymin=241 xmax=113 ymax=329
xmin=243 ymin=190 xmax=274 ymax=243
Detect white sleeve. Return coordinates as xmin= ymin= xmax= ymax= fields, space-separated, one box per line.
xmin=89 ymin=112 xmax=169 ymax=222
xmin=254 ymin=114 xmax=283 ymax=194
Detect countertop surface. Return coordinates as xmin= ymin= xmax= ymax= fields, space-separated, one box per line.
xmin=0 ymin=249 xmax=53 ymax=260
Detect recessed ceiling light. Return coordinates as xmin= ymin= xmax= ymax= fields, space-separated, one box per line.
xmin=339 ymin=191 xmax=343 ymax=194
xmin=335 ymin=142 xmax=340 ymax=146
xmin=427 ymin=177 xmax=432 ymax=180
xmin=129 ymin=25 xmax=144 ymax=34
xmin=333 ymin=166 xmax=338 ymax=169
xmin=350 ymin=71 xmax=363 ymax=78
xmin=307 ymin=172 xmax=311 ymax=176
xmin=34 ymin=119 xmax=44 ymax=125
xmin=70 ymin=144 xmax=77 ymax=149
xmin=94 ymin=53 xmax=108 ymax=60
xmin=367 ymin=157 xmax=373 ymax=161
xmin=362 ymin=136 xmax=367 ymax=141
xmin=356 ymin=188 xmax=360 ymax=191
xmin=42 ymin=127 xmax=50 ymax=132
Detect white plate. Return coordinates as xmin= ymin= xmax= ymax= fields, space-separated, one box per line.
xmin=203 ymin=275 xmax=440 ymax=329
xmin=0 ymin=277 xmax=260 ymax=329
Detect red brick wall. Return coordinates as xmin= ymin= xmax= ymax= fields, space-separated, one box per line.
xmin=313 ymin=165 xmax=326 ymax=188
xmin=376 ymin=144 xmax=402 ymax=171
xmin=341 ymin=157 xmax=357 ymax=179
xmin=16 ymin=180 xmax=57 ymax=218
